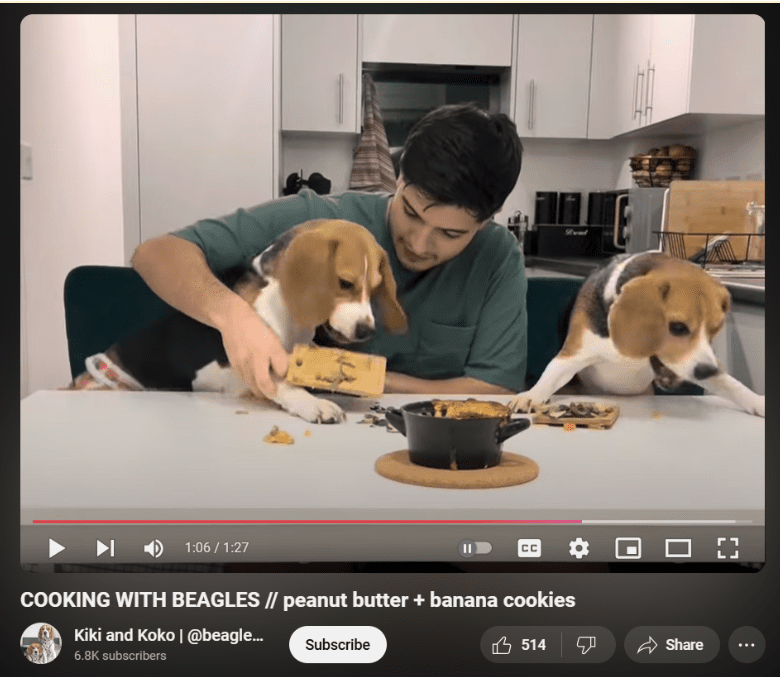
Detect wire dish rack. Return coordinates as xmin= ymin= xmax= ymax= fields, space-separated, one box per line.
xmin=654 ymin=231 xmax=765 ymax=278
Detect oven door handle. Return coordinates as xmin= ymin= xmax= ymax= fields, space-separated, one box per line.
xmin=614 ymin=193 xmax=628 ymax=251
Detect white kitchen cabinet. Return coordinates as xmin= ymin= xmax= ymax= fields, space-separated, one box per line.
xmin=362 ymin=14 xmax=513 ymax=66
xmin=687 ymin=14 xmax=764 ymax=116
xmin=281 ymin=14 xmax=360 ymax=133
xmin=643 ymin=15 xmax=695 ymax=125
xmin=603 ymin=14 xmax=764 ymax=137
xmin=131 ymin=15 xmax=276 ymax=244
xmin=610 ymin=14 xmax=653 ymax=136
xmin=514 ymin=15 xmax=594 ymax=139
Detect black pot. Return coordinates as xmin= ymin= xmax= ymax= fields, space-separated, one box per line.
xmin=384 ymin=401 xmax=531 ymax=470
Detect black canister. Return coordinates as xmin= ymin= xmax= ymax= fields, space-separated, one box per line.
xmin=558 ymin=192 xmax=581 ymax=225
xmin=534 ymin=192 xmax=557 ymax=225
xmin=587 ymin=192 xmax=607 ymax=226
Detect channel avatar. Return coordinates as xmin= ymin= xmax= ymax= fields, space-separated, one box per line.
xmin=21 ymin=623 xmax=62 ymax=664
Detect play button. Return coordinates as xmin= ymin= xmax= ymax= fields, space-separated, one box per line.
xmin=48 ymin=539 xmax=66 ymax=558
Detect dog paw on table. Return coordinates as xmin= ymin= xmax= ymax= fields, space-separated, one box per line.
xmin=273 ymin=383 xmax=347 ymax=423
xmin=508 ymin=391 xmax=548 ymax=414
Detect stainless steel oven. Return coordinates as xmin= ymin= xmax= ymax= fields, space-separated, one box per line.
xmin=613 ymin=187 xmax=669 ymax=254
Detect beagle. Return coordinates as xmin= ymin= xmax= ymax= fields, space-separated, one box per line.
xmin=26 ymin=642 xmax=46 ymax=664
xmin=38 ymin=624 xmax=58 ymax=663
xmin=510 ymin=251 xmax=764 ymax=417
xmin=71 ymin=219 xmax=407 ymax=423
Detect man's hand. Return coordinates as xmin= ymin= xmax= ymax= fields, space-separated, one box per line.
xmin=219 ymin=301 xmax=289 ymax=399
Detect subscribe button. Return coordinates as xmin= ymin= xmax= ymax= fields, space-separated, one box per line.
xmin=289 ymin=626 xmax=386 ymax=663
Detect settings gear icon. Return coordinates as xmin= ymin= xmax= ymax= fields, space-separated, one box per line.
xmin=569 ymin=538 xmax=590 ymax=559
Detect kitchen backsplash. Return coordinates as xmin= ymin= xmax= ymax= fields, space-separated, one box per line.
xmin=281 ymin=119 xmax=764 ymax=227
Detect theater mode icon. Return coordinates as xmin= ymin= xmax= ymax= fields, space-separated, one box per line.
xmin=665 ymin=539 xmax=692 ymax=558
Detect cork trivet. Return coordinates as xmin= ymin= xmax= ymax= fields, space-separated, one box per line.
xmin=375 ymin=451 xmax=539 ymax=489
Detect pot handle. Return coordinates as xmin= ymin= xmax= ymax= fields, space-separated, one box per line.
xmin=497 ymin=417 xmax=531 ymax=444
xmin=384 ymin=407 xmax=407 ymax=436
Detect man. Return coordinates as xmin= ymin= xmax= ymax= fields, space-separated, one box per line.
xmin=132 ymin=103 xmax=526 ymax=398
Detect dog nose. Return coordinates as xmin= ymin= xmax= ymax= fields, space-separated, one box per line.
xmin=354 ymin=322 xmax=374 ymax=342
xmin=693 ymin=363 xmax=720 ymax=380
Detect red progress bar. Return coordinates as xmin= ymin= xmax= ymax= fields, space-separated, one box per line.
xmin=33 ymin=520 xmax=582 ymax=524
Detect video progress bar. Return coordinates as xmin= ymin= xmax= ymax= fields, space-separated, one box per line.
xmin=32 ymin=520 xmax=583 ymax=525
xmin=581 ymin=520 xmax=741 ymax=525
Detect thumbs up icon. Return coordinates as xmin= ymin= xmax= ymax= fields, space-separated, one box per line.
xmin=492 ymin=637 xmax=512 ymax=655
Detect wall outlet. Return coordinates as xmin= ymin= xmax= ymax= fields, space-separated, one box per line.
xmin=20 ymin=143 xmax=32 ymax=180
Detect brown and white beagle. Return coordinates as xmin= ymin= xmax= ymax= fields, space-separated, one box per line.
xmin=193 ymin=219 xmax=407 ymax=422
xmin=38 ymin=624 xmax=58 ymax=663
xmin=26 ymin=642 xmax=46 ymax=664
xmin=70 ymin=219 xmax=407 ymax=423
xmin=510 ymin=251 xmax=764 ymax=417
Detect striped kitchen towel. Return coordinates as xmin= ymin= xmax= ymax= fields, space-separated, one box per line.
xmin=349 ymin=72 xmax=396 ymax=193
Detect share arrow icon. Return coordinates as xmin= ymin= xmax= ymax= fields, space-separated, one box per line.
xmin=637 ymin=637 xmax=658 ymax=655
xmin=97 ymin=540 xmax=115 ymax=557
xmin=48 ymin=539 xmax=66 ymax=558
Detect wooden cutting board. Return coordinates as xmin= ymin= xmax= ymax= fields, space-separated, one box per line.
xmin=665 ymin=180 xmax=764 ymax=262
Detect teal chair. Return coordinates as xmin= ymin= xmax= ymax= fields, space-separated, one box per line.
xmin=64 ymin=268 xmax=700 ymax=394
xmin=524 ymin=277 xmax=582 ymax=389
xmin=63 ymin=266 xmax=179 ymax=379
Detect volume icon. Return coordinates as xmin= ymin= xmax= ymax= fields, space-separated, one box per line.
xmin=143 ymin=539 xmax=164 ymax=558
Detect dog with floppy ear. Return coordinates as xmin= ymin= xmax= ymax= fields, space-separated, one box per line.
xmin=275 ymin=219 xmax=407 ymax=342
xmin=68 ymin=219 xmax=408 ymax=424
xmin=26 ymin=642 xmax=46 ymax=664
xmin=510 ymin=251 xmax=764 ymax=417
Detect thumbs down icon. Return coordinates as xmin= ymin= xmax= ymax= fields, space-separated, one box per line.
xmin=577 ymin=636 xmax=596 ymax=654
xmin=492 ymin=637 xmax=512 ymax=654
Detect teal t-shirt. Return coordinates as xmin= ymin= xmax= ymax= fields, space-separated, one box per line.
xmin=172 ymin=189 xmax=528 ymax=391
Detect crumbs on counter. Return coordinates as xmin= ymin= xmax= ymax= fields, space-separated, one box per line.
xmin=652 ymin=410 xmax=663 ymax=420
xmin=357 ymin=413 xmax=399 ymax=433
xmin=533 ymin=401 xmax=620 ymax=430
xmin=539 ymin=402 xmax=614 ymax=419
xmin=263 ymin=425 xmax=295 ymax=445
xmin=235 ymin=410 xmax=249 ymax=415
xmin=304 ymin=430 xmax=312 ymax=437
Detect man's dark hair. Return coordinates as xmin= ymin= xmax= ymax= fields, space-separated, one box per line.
xmin=399 ymin=103 xmax=523 ymax=223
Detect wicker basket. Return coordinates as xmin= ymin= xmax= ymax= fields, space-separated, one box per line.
xmin=630 ymin=145 xmax=696 ymax=187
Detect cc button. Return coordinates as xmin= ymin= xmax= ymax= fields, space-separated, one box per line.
xmin=289 ymin=626 xmax=387 ymax=663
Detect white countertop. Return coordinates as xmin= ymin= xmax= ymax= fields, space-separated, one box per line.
xmin=20 ymin=391 xmax=764 ymax=524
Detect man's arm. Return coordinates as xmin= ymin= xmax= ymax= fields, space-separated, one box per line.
xmin=384 ymin=372 xmax=514 ymax=395
xmin=131 ymin=234 xmax=288 ymax=398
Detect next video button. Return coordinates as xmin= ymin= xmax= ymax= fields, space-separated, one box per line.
xmin=289 ymin=626 xmax=386 ymax=663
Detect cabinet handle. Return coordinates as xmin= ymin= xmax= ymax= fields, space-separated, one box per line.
xmin=634 ymin=67 xmax=645 ymax=120
xmin=528 ymin=79 xmax=535 ymax=130
xmin=338 ymin=73 xmax=344 ymax=125
xmin=645 ymin=64 xmax=655 ymax=124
